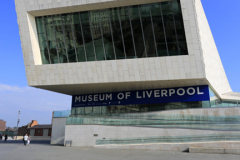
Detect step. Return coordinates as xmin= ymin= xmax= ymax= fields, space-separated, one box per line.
xmin=189 ymin=147 xmax=240 ymax=155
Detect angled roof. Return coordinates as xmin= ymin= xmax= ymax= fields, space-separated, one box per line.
xmin=29 ymin=125 xmax=52 ymax=129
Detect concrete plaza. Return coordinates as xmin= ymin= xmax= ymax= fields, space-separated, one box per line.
xmin=0 ymin=140 xmax=240 ymax=160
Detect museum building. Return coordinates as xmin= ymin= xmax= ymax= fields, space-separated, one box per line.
xmin=15 ymin=0 xmax=240 ymax=150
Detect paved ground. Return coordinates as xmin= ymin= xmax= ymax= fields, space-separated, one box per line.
xmin=0 ymin=140 xmax=240 ymax=160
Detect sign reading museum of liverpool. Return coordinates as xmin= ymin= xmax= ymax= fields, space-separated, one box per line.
xmin=72 ymin=85 xmax=210 ymax=108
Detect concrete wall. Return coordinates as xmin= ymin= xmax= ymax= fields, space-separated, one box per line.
xmin=51 ymin=118 xmax=66 ymax=145
xmin=65 ymin=125 xmax=239 ymax=148
xmin=43 ymin=129 xmax=49 ymax=137
xmin=30 ymin=129 xmax=35 ymax=136
xmin=95 ymin=141 xmax=240 ymax=152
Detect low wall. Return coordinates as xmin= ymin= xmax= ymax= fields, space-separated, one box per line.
xmin=64 ymin=107 xmax=240 ymax=150
xmin=96 ymin=141 xmax=240 ymax=152
xmin=51 ymin=117 xmax=66 ymax=145
xmin=65 ymin=125 xmax=240 ymax=148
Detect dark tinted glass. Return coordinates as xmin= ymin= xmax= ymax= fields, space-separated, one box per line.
xmin=99 ymin=9 xmax=115 ymax=60
xmin=161 ymin=2 xmax=179 ymax=56
xmin=150 ymin=3 xmax=168 ymax=57
xmin=140 ymin=4 xmax=156 ymax=57
xmin=172 ymin=0 xmax=188 ymax=55
xmin=72 ymin=13 xmax=86 ymax=62
xmin=81 ymin=12 xmax=95 ymax=61
xmin=44 ymin=16 xmax=59 ymax=64
xmin=119 ymin=7 xmax=135 ymax=59
xmin=90 ymin=10 xmax=105 ymax=61
xmin=36 ymin=0 xmax=188 ymax=64
xmin=109 ymin=8 xmax=125 ymax=59
xmin=53 ymin=15 xmax=68 ymax=63
xmin=129 ymin=5 xmax=146 ymax=58
xmin=62 ymin=14 xmax=77 ymax=63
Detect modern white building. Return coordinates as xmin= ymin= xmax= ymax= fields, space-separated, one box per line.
xmin=15 ymin=0 xmax=240 ymax=151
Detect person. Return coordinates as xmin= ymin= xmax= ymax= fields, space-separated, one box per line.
xmin=4 ymin=134 xmax=8 ymax=142
xmin=0 ymin=134 xmax=2 ymax=140
xmin=23 ymin=134 xmax=28 ymax=146
xmin=27 ymin=135 xmax=31 ymax=146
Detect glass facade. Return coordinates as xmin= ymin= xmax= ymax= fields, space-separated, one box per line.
xmin=209 ymin=88 xmax=239 ymax=108
xmin=71 ymin=101 xmax=204 ymax=116
xmin=36 ymin=0 xmax=188 ymax=64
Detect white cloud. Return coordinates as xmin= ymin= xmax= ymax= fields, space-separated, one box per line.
xmin=0 ymin=84 xmax=25 ymax=92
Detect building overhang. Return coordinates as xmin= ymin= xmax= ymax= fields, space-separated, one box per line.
xmin=33 ymin=78 xmax=207 ymax=95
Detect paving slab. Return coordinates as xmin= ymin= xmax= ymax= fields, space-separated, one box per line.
xmin=0 ymin=140 xmax=240 ymax=160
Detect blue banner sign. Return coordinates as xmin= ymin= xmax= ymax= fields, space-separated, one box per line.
xmin=72 ymin=85 xmax=210 ymax=108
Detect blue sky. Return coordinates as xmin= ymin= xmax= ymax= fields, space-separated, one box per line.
xmin=0 ymin=0 xmax=239 ymax=127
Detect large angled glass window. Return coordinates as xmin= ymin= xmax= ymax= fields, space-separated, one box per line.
xmin=80 ymin=12 xmax=96 ymax=61
xmin=90 ymin=10 xmax=105 ymax=61
xmin=36 ymin=1 xmax=188 ymax=65
xmin=53 ymin=15 xmax=68 ymax=63
xmin=172 ymin=0 xmax=188 ymax=55
xmin=109 ymin=8 xmax=125 ymax=59
xmin=139 ymin=4 xmax=156 ymax=57
xmin=150 ymin=3 xmax=168 ymax=57
xmin=72 ymin=13 xmax=86 ymax=62
xmin=129 ymin=5 xmax=146 ymax=58
xmin=161 ymin=2 xmax=179 ymax=56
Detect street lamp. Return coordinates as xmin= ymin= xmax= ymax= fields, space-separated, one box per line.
xmin=16 ymin=111 xmax=20 ymax=140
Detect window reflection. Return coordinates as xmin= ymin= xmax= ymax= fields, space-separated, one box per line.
xmin=72 ymin=13 xmax=86 ymax=62
xmin=81 ymin=12 xmax=95 ymax=61
xmin=44 ymin=16 xmax=59 ymax=64
xmin=62 ymin=14 xmax=77 ymax=63
xmin=151 ymin=3 xmax=168 ymax=57
xmin=161 ymin=2 xmax=179 ymax=56
xmin=99 ymin=9 xmax=115 ymax=60
xmin=53 ymin=15 xmax=68 ymax=63
xmin=119 ymin=7 xmax=136 ymax=59
xmin=129 ymin=5 xmax=146 ymax=58
xmin=36 ymin=1 xmax=188 ymax=64
xmin=109 ymin=8 xmax=125 ymax=59
xmin=172 ymin=0 xmax=188 ymax=55
xmin=140 ymin=4 xmax=156 ymax=57
xmin=90 ymin=10 xmax=106 ymax=61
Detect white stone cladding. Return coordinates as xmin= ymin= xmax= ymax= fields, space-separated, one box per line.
xmin=193 ymin=0 xmax=232 ymax=95
xmin=14 ymin=0 xmax=232 ymax=97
